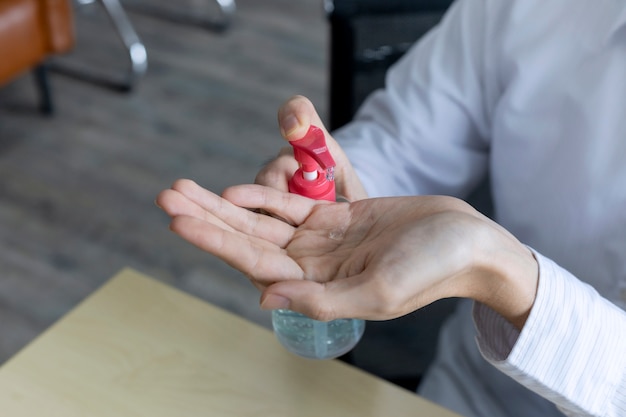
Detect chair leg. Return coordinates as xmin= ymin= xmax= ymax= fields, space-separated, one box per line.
xmin=100 ymin=0 xmax=147 ymax=90
xmin=33 ymin=64 xmax=54 ymax=115
xmin=52 ymin=0 xmax=147 ymax=92
xmin=123 ymin=0 xmax=236 ymax=32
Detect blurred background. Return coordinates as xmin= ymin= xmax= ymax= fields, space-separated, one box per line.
xmin=0 ymin=0 xmax=459 ymax=392
xmin=0 ymin=0 xmax=325 ymax=360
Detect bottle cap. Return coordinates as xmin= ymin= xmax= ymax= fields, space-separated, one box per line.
xmin=288 ymin=126 xmax=336 ymax=201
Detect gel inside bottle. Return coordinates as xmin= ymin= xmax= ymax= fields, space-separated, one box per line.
xmin=271 ymin=126 xmax=365 ymax=360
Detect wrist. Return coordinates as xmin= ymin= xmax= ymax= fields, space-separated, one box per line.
xmin=470 ymin=223 xmax=539 ymax=330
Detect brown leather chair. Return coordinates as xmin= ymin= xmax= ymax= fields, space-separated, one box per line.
xmin=0 ymin=0 xmax=74 ymax=113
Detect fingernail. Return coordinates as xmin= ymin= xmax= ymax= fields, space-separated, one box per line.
xmin=280 ymin=114 xmax=300 ymax=137
xmin=261 ymin=294 xmax=291 ymax=310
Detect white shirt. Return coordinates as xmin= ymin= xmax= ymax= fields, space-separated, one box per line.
xmin=334 ymin=0 xmax=626 ymax=415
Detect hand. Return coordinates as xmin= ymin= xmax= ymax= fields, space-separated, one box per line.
xmin=156 ymin=180 xmax=538 ymax=329
xmin=255 ymin=95 xmax=369 ymax=201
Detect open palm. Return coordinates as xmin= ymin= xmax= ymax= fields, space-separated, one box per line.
xmin=157 ymin=179 xmax=527 ymax=323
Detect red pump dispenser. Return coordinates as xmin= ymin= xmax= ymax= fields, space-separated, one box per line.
xmin=288 ymin=125 xmax=336 ymax=201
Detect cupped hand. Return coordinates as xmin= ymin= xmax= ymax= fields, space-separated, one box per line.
xmin=156 ymin=180 xmax=537 ymax=328
xmin=255 ymin=95 xmax=368 ymax=202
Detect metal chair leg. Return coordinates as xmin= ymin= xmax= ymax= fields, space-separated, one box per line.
xmin=52 ymin=0 xmax=148 ymax=92
xmin=33 ymin=64 xmax=54 ymax=115
xmin=212 ymin=0 xmax=237 ymax=29
xmin=122 ymin=0 xmax=236 ymax=32
xmin=100 ymin=0 xmax=147 ymax=90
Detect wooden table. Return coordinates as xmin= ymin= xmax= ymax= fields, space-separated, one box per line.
xmin=0 ymin=268 xmax=460 ymax=416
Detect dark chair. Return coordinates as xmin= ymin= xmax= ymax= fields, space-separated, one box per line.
xmin=327 ymin=0 xmax=493 ymax=391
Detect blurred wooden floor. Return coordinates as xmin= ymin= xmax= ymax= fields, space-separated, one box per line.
xmin=0 ymin=0 xmax=327 ymax=363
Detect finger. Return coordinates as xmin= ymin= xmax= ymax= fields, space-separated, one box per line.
xmin=170 ymin=216 xmax=304 ymax=283
xmin=222 ymin=184 xmax=323 ymax=226
xmin=157 ymin=188 xmax=216 ymax=221
xmin=171 ymin=179 xmax=296 ymax=247
xmin=159 ymin=180 xmax=297 ymax=248
xmin=259 ymin=270 xmax=403 ymax=322
xmin=277 ymin=95 xmax=331 ymax=142
xmin=254 ymin=147 xmax=298 ymax=191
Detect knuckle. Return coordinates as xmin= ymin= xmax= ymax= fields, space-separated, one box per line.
xmin=254 ymin=169 xmax=277 ymax=187
xmin=303 ymin=293 xmax=337 ymax=322
xmin=309 ymin=305 xmax=336 ymax=322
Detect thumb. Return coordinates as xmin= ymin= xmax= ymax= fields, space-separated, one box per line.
xmin=277 ymin=95 xmax=330 ymax=142
xmin=260 ymin=275 xmax=384 ymax=321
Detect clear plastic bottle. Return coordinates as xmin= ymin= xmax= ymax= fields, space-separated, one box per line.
xmin=272 ymin=310 xmax=365 ymax=359
xmin=271 ymin=125 xmax=365 ymax=359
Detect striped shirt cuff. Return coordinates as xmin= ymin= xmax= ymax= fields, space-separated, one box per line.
xmin=473 ymin=248 xmax=626 ymax=417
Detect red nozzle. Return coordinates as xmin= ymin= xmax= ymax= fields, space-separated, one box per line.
xmin=288 ymin=125 xmax=336 ymax=201
xmin=290 ymin=126 xmax=336 ymax=173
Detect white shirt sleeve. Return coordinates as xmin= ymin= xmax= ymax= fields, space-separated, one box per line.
xmin=473 ymin=249 xmax=626 ymax=417
xmin=334 ymin=0 xmax=494 ymax=199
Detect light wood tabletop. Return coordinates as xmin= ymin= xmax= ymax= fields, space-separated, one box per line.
xmin=0 ymin=268 xmax=461 ymax=416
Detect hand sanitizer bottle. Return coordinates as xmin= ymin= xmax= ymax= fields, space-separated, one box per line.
xmin=271 ymin=126 xmax=365 ymax=360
